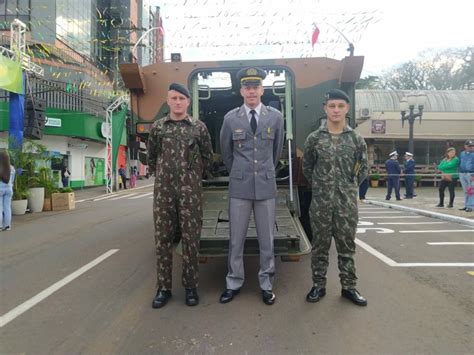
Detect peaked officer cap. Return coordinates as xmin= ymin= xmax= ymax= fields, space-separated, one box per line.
xmin=465 ymin=139 xmax=474 ymax=146
xmin=324 ymin=89 xmax=350 ymax=103
xmin=236 ymin=67 xmax=266 ymax=85
xmin=169 ymin=83 xmax=190 ymax=98
xmin=405 ymin=152 xmax=413 ymax=156
xmin=389 ymin=150 xmax=398 ymax=157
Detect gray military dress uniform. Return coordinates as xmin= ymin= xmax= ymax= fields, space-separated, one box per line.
xmin=220 ymin=103 xmax=285 ymax=291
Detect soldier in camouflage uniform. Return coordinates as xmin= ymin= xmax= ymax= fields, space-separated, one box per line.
xmin=147 ymin=83 xmax=213 ymax=309
xmin=302 ymin=89 xmax=368 ymax=306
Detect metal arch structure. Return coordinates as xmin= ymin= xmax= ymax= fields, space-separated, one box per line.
xmin=6 ymin=19 xmax=44 ymax=76
xmin=105 ymin=96 xmax=129 ymax=194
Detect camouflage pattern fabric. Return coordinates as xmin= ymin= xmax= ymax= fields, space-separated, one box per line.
xmin=302 ymin=123 xmax=368 ymax=289
xmin=147 ymin=115 xmax=213 ymax=290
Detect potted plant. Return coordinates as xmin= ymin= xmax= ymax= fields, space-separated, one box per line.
xmin=12 ymin=172 xmax=29 ymax=215
xmin=369 ymin=173 xmax=381 ymax=187
xmin=52 ymin=187 xmax=75 ymax=211
xmin=9 ymin=139 xmax=49 ymax=214
xmin=37 ymin=167 xmax=58 ymax=211
xmin=414 ymin=174 xmax=422 ymax=187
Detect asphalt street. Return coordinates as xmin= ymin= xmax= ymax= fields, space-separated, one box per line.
xmin=1 ymin=186 xmax=473 ymax=354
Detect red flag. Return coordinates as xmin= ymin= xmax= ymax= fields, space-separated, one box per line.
xmin=311 ymin=25 xmax=320 ymax=48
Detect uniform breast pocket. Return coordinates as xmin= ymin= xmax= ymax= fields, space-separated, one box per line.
xmin=262 ymin=129 xmax=275 ymax=140
xmin=232 ymin=131 xmax=247 ymax=148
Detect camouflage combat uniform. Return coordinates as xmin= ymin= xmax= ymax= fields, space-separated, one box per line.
xmin=302 ymin=123 xmax=368 ymax=289
xmin=147 ymin=115 xmax=213 ymax=290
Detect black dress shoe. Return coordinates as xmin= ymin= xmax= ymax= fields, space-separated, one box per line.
xmin=152 ymin=290 xmax=172 ymax=309
xmin=459 ymin=207 xmax=467 ymax=211
xmin=262 ymin=290 xmax=276 ymax=305
xmin=306 ymin=287 xmax=326 ymax=303
xmin=185 ymin=288 xmax=199 ymax=306
xmin=219 ymin=289 xmax=240 ymax=304
xmin=435 ymin=204 xmax=444 ymax=208
xmin=466 ymin=208 xmax=473 ymax=212
xmin=341 ymin=289 xmax=367 ymax=306
xmin=447 ymin=204 xmax=453 ymax=208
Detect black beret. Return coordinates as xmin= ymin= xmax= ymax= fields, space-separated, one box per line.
xmin=324 ymin=89 xmax=350 ymax=103
xmin=236 ymin=67 xmax=266 ymax=85
xmin=465 ymin=139 xmax=474 ymax=146
xmin=169 ymin=83 xmax=190 ymax=98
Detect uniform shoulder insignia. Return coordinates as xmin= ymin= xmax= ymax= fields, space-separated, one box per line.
xmin=266 ymin=105 xmax=278 ymax=112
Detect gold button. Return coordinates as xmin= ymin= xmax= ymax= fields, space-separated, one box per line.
xmin=254 ymin=148 xmax=257 ymax=152
xmin=254 ymin=160 xmax=257 ymax=163
xmin=254 ymin=137 xmax=257 ymax=140
xmin=254 ymin=171 xmax=257 ymax=175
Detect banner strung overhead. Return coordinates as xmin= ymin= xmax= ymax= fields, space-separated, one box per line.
xmin=0 ymin=55 xmax=23 ymax=94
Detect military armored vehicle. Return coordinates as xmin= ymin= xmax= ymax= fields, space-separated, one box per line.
xmin=120 ymin=55 xmax=364 ymax=261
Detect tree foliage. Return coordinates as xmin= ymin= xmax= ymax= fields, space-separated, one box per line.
xmin=357 ymin=47 xmax=473 ymax=90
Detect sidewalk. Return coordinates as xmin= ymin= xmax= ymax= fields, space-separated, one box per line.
xmin=363 ymin=185 xmax=474 ymax=226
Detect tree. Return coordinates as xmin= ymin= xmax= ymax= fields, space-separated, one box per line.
xmin=378 ymin=47 xmax=473 ymax=90
xmin=356 ymin=75 xmax=381 ymax=89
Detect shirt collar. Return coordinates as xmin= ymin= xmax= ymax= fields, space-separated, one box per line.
xmin=164 ymin=114 xmax=193 ymax=125
xmin=244 ymin=103 xmax=262 ymax=118
xmin=320 ymin=120 xmax=352 ymax=133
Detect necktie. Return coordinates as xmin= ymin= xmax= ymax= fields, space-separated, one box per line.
xmin=250 ymin=109 xmax=257 ymax=134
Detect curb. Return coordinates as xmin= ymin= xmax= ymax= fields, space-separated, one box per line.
xmin=364 ymin=200 xmax=474 ymax=227
xmin=79 ymin=183 xmax=155 ymax=202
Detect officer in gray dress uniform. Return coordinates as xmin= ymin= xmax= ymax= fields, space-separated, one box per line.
xmin=219 ymin=67 xmax=285 ymax=305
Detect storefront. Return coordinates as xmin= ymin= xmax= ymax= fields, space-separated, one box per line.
xmin=0 ymin=103 xmax=128 ymax=189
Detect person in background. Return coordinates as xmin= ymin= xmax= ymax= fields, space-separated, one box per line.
xmin=385 ymin=151 xmax=401 ymax=201
xmin=130 ymin=166 xmax=137 ymax=188
xmin=358 ymin=177 xmax=369 ymax=200
xmin=118 ymin=165 xmax=127 ymax=189
xmin=403 ymin=152 xmax=416 ymax=199
xmin=458 ymin=140 xmax=474 ymax=212
xmin=436 ymin=147 xmax=459 ymax=208
xmin=0 ymin=151 xmax=15 ymax=231
xmin=61 ymin=164 xmax=71 ymax=188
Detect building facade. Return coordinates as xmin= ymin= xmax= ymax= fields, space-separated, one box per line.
xmin=355 ymin=90 xmax=474 ymax=165
xmin=1 ymin=0 xmax=161 ymax=188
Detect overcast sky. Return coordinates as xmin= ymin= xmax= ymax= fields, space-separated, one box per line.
xmin=152 ymin=0 xmax=473 ymax=75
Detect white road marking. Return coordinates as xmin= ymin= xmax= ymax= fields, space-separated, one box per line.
xmin=76 ymin=199 xmax=85 ymax=203
xmin=93 ymin=194 xmax=118 ymax=201
xmin=129 ymin=192 xmax=153 ymax=199
xmin=360 ymin=216 xmax=422 ymax=219
xmin=377 ymin=222 xmax=447 ymax=225
xmin=355 ymin=238 xmax=397 ymax=266
xmin=0 ymin=249 xmax=119 ymax=328
xmin=357 ymin=227 xmax=394 ymax=234
xmin=356 ymin=239 xmax=474 ymax=267
xmin=400 ymin=230 xmax=474 ymax=234
xmin=359 ymin=211 xmax=403 ymax=214
xmin=427 ymin=242 xmax=474 ymax=245
xmin=109 ymin=193 xmax=138 ymax=200
xmin=396 ymin=263 xmax=474 ymax=267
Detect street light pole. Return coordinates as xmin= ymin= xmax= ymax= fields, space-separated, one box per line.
xmin=400 ymin=92 xmax=427 ymax=154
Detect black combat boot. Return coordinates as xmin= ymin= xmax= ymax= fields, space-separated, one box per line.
xmin=306 ymin=287 xmax=326 ymax=303
xmin=152 ymin=290 xmax=172 ymax=309
xmin=185 ymin=288 xmax=199 ymax=306
xmin=341 ymin=289 xmax=367 ymax=306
